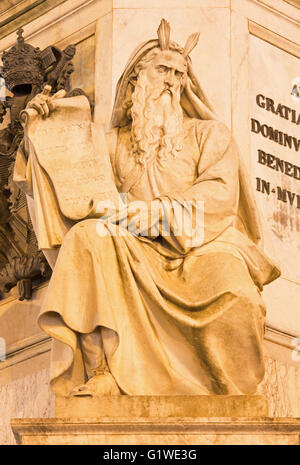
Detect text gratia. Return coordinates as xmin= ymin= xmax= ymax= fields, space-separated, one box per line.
xmin=256 ymin=94 xmax=300 ymax=125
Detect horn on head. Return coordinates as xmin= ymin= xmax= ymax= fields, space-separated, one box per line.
xmin=182 ymin=32 xmax=200 ymax=58
xmin=157 ymin=18 xmax=171 ymax=50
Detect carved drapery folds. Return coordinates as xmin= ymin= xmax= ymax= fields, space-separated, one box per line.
xmin=0 ymin=28 xmax=87 ymax=300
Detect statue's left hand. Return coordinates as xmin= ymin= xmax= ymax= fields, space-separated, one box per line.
xmin=104 ymin=200 xmax=161 ymax=238
xmin=26 ymin=85 xmax=66 ymax=118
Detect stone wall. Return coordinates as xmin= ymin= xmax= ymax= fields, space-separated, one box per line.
xmin=0 ymin=349 xmax=299 ymax=444
xmin=0 ymin=0 xmax=299 ymax=445
xmin=0 ymin=367 xmax=54 ymax=445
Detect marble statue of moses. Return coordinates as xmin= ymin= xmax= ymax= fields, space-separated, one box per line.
xmin=14 ymin=20 xmax=280 ymax=397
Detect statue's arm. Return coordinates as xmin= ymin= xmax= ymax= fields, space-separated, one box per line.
xmin=13 ymin=139 xmax=33 ymax=196
xmin=154 ymin=121 xmax=240 ymax=253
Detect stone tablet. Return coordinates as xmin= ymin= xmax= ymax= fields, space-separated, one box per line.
xmin=20 ymin=95 xmax=120 ymax=221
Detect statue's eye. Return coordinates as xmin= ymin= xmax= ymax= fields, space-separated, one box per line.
xmin=175 ymin=70 xmax=184 ymax=79
xmin=156 ymin=65 xmax=169 ymax=73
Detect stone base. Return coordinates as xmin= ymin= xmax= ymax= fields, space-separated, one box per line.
xmin=11 ymin=417 xmax=300 ymax=445
xmin=55 ymin=395 xmax=269 ymax=419
xmin=10 ymin=395 xmax=300 ymax=445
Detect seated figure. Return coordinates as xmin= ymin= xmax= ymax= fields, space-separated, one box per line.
xmin=14 ymin=20 xmax=280 ymax=397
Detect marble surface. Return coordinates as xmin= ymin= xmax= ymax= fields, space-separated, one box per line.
xmin=249 ymin=38 xmax=300 ymax=270
xmin=93 ymin=2 xmax=299 ymax=345
xmin=263 ymin=278 xmax=300 ymax=335
xmin=0 ymin=1 xmax=68 ymax=40
xmin=0 ymin=0 xmax=109 ymax=52
xmin=111 ymin=7 xmax=231 ymax=127
xmin=63 ymin=33 xmax=95 ymax=104
xmin=0 ymin=285 xmax=48 ymax=353
xmin=114 ymin=0 xmax=230 ymax=8
xmin=94 ymin=12 xmax=113 ymax=128
xmin=230 ymin=11 xmax=251 ymax=165
xmin=248 ymin=34 xmax=300 ymax=335
xmin=55 ymin=395 xmax=269 ymax=419
xmin=11 ymin=417 xmax=300 ymax=445
xmin=231 ymin=0 xmax=300 ymax=45
xmin=0 ymin=0 xmax=25 ymax=13
xmin=0 ymin=0 xmax=299 ymax=445
xmin=258 ymin=356 xmax=300 ymax=418
xmin=0 ymin=353 xmax=299 ymax=444
xmin=0 ymin=368 xmax=54 ymax=445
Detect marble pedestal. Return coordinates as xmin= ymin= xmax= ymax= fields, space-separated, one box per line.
xmin=10 ymin=395 xmax=300 ymax=445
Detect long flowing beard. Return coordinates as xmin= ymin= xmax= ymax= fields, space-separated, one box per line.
xmin=130 ymin=70 xmax=184 ymax=166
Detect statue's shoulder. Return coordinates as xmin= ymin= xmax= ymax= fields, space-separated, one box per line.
xmin=184 ymin=117 xmax=232 ymax=149
xmin=184 ymin=117 xmax=231 ymax=136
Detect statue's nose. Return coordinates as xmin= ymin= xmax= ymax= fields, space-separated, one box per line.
xmin=165 ymin=70 xmax=175 ymax=87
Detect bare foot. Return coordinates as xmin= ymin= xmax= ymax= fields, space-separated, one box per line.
xmin=70 ymin=372 xmax=121 ymax=397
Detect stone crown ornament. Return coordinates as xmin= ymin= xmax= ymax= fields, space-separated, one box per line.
xmin=1 ymin=28 xmax=45 ymax=92
xmin=157 ymin=18 xmax=200 ymax=57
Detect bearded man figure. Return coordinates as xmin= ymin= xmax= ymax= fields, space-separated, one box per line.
xmin=14 ymin=20 xmax=280 ymax=397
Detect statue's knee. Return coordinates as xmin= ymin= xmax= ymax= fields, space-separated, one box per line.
xmin=231 ymin=283 xmax=265 ymax=316
xmin=95 ymin=220 xmax=111 ymax=238
xmin=63 ymin=220 xmax=117 ymax=251
xmin=65 ymin=219 xmax=99 ymax=242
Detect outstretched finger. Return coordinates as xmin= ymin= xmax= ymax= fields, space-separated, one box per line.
xmin=52 ymin=89 xmax=67 ymax=100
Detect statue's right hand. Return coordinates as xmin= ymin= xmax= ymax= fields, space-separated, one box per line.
xmin=26 ymin=85 xmax=66 ymax=118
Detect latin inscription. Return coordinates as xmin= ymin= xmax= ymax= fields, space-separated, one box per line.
xmin=251 ymin=94 xmax=300 ymax=209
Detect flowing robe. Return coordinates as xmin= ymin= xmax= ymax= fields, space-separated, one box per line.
xmin=15 ymin=117 xmax=280 ymax=396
